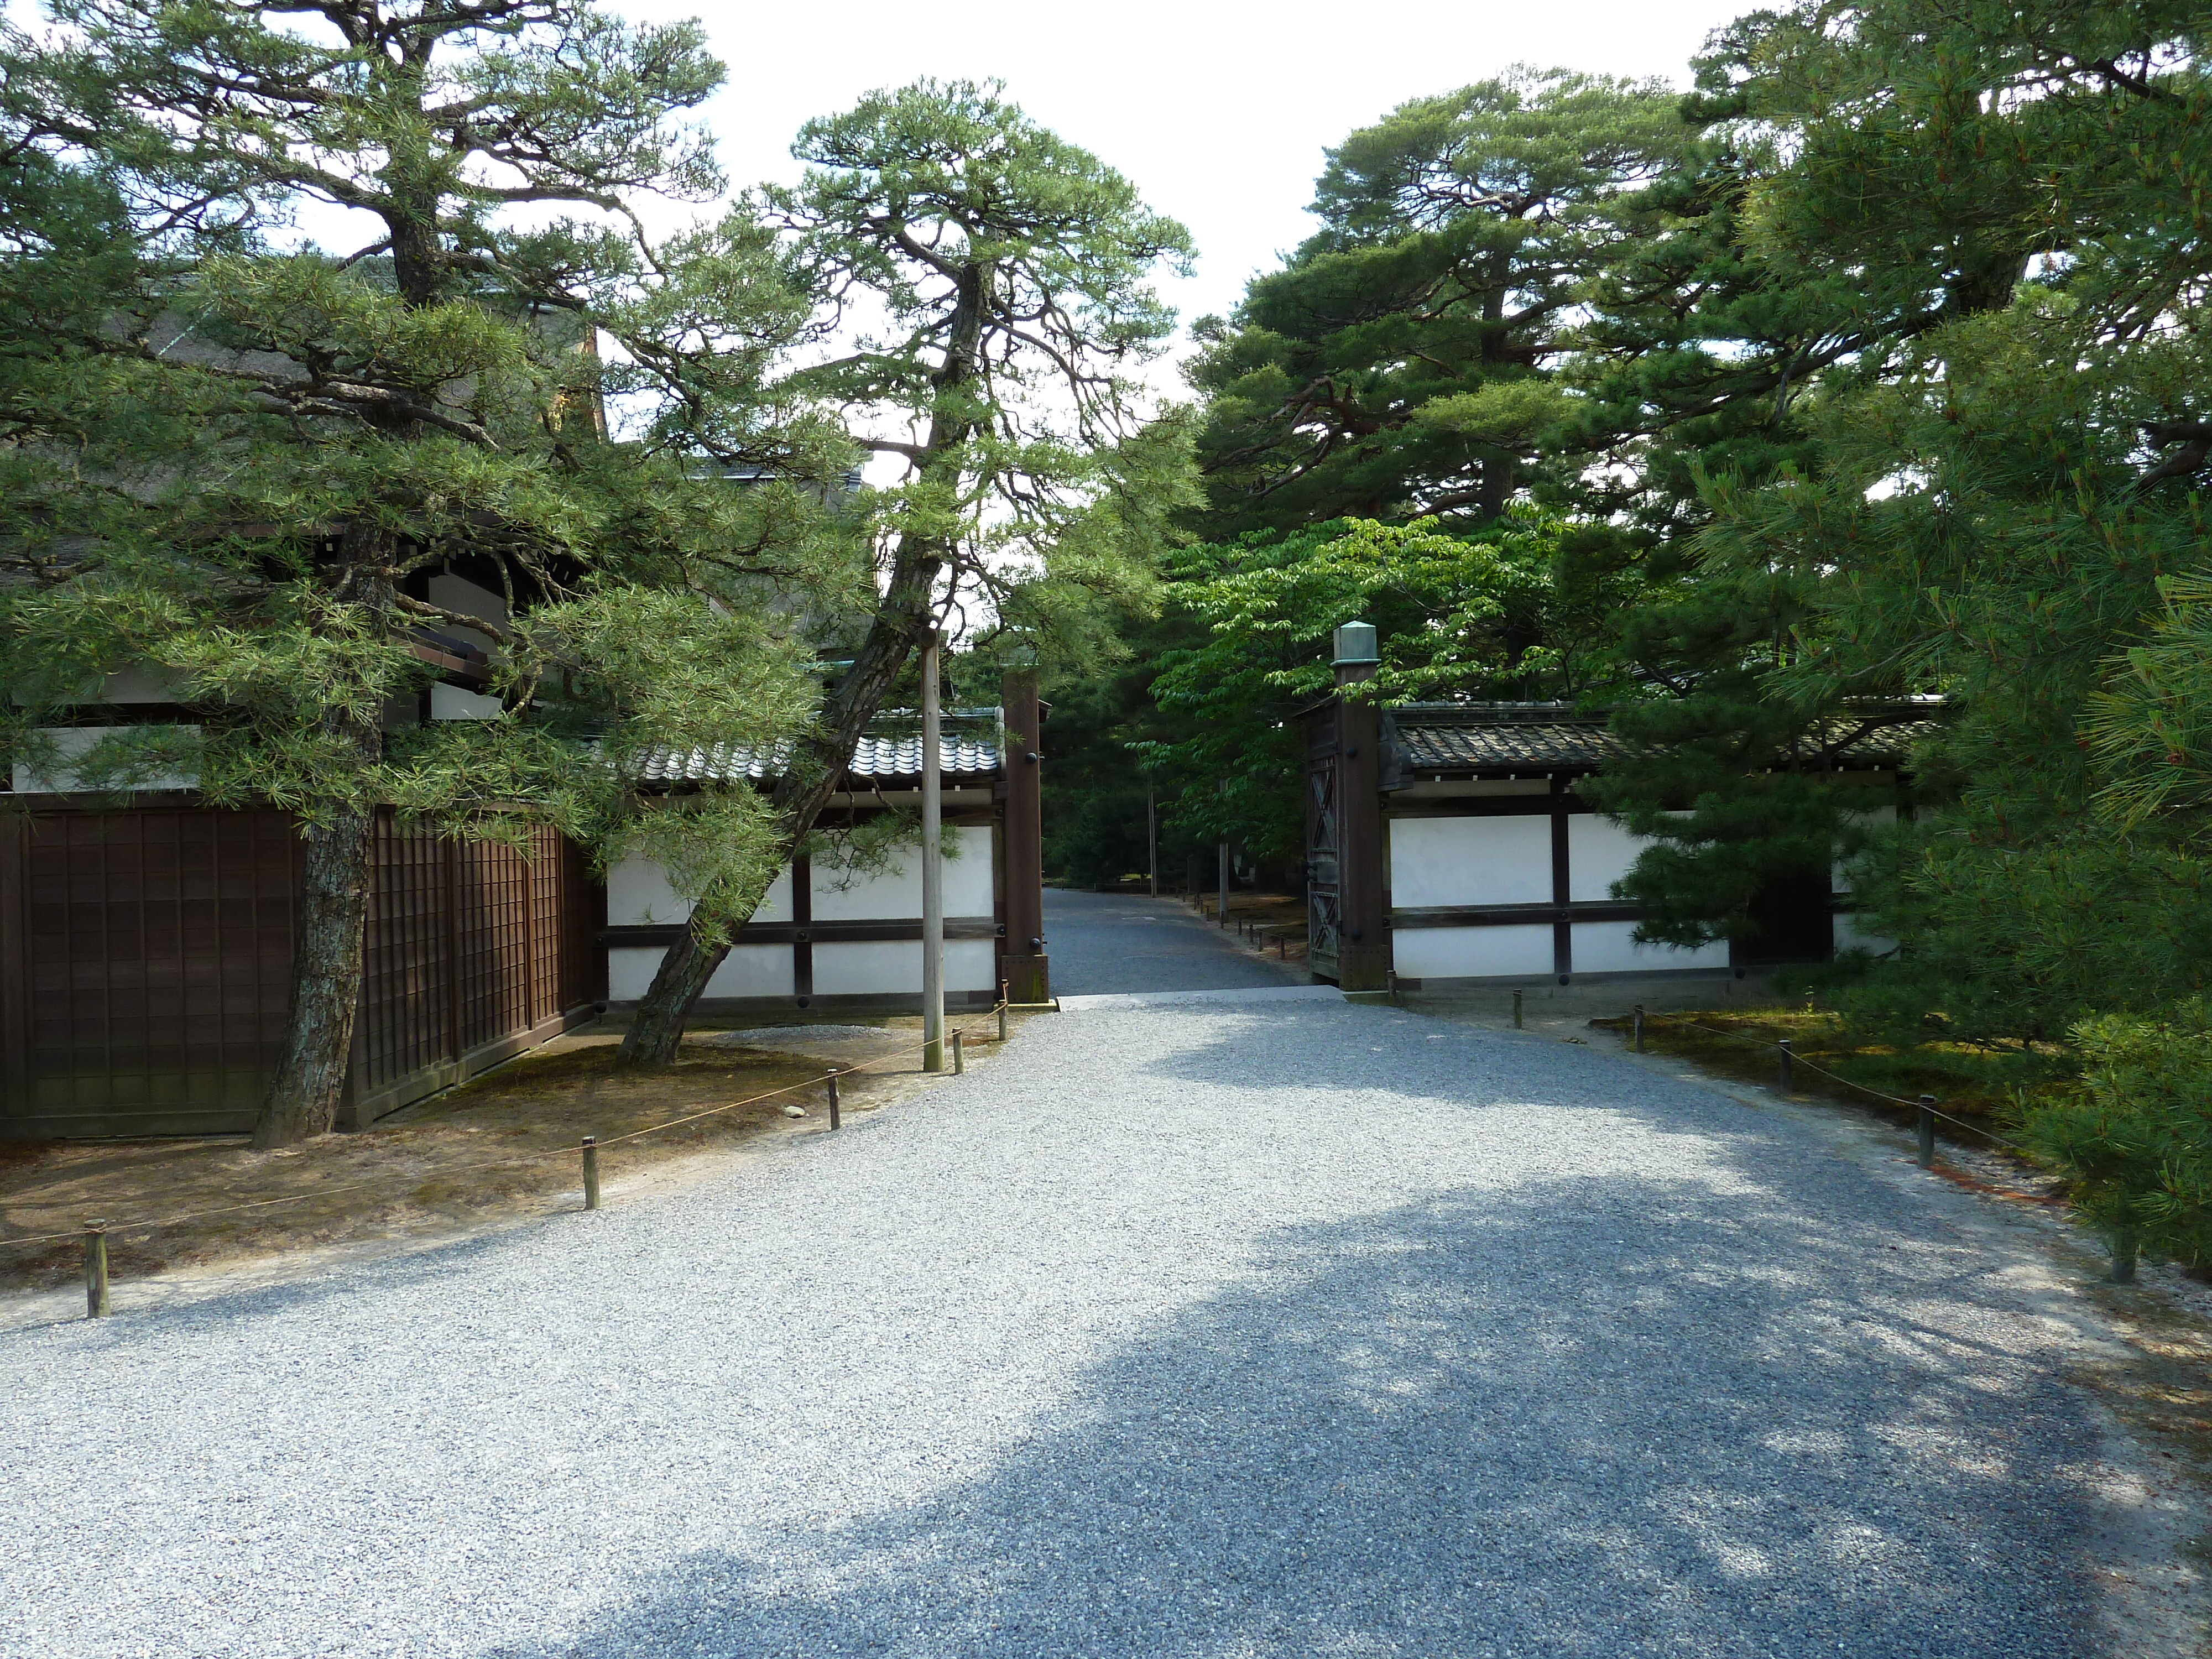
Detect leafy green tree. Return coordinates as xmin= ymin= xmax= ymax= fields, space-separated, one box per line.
xmin=618 ymin=80 xmax=1197 ymax=1061
xmin=0 ymin=0 xmax=841 ymax=1142
xmin=1140 ymin=511 xmax=1639 ymax=863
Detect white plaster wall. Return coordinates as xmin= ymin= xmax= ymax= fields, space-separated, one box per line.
xmin=812 ymin=826 xmax=994 ymax=920
xmin=1567 ymin=815 xmax=1653 ymax=904
xmin=1391 ymin=924 xmax=1554 ymax=980
xmin=607 ymin=944 xmax=793 ymax=1000
xmin=430 ymin=681 xmax=503 ymax=721
xmin=1833 ymin=912 xmax=1898 ymax=957
xmin=97 ymin=666 xmax=179 ymax=704
xmin=1834 ymin=805 xmax=1898 ymax=893
xmin=1389 ymin=816 xmax=1551 ymax=909
xmin=12 ymin=725 xmax=200 ymax=794
xmin=426 ymin=570 xmax=510 ymax=655
xmin=1569 ymin=922 xmax=1730 ymax=975
xmin=812 ymin=938 xmax=997 ymax=995
xmin=604 ymin=858 xmax=791 ymax=927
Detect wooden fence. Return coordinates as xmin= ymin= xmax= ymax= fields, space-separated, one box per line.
xmin=0 ymin=806 xmax=604 ymax=1140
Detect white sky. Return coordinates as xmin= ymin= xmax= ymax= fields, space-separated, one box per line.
xmin=619 ymin=0 xmax=1751 ymax=377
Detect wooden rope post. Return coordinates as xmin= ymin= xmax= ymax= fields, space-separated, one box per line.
xmin=952 ymin=1030 xmax=964 ymax=1074
xmin=826 ymin=1068 xmax=841 ymax=1131
xmin=998 ymin=981 xmax=1009 ymax=1043
xmin=581 ymin=1136 xmax=600 ymax=1211
xmin=1777 ymin=1038 xmax=1793 ymax=1093
xmin=1633 ymin=1006 xmax=1645 ymax=1053
xmin=1512 ymin=989 xmax=1523 ymax=1030
xmin=1917 ymin=1095 xmax=1936 ymax=1169
xmin=84 ymin=1220 xmax=109 ymax=1318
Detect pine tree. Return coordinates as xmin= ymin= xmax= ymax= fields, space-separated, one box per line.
xmin=0 ymin=1 xmax=841 ymax=1142
xmin=617 ymin=80 xmax=1197 ymax=1061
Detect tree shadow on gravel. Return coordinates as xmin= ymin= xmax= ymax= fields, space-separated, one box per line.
xmin=505 ymin=1163 xmax=2114 ymax=1659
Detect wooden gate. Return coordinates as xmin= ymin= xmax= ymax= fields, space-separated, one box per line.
xmin=1306 ymin=713 xmax=1342 ymax=982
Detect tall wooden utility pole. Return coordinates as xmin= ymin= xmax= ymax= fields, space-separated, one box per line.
xmin=921 ymin=629 xmax=944 ymax=1072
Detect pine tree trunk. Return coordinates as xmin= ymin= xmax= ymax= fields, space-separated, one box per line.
xmin=620 ymin=265 xmax=987 ymax=1066
xmin=618 ymin=919 xmax=729 ymax=1065
xmin=252 ymin=799 xmax=377 ymax=1147
xmin=253 ymin=555 xmax=389 ymax=1147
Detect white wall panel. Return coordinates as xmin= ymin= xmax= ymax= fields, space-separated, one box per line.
xmin=13 ymin=725 xmax=200 ymax=794
xmin=608 ymin=945 xmax=793 ymax=1000
xmin=812 ymin=825 xmax=993 ymax=919
xmin=1391 ymin=924 xmax=1554 ymax=979
xmin=1834 ymin=805 xmax=1898 ymax=893
xmin=429 ymin=681 xmax=503 ymax=721
xmin=605 ymin=858 xmax=791 ymax=927
xmin=1390 ymin=816 xmax=1551 ymax=909
xmin=812 ymin=938 xmax=997 ymax=996
xmin=1833 ymin=912 xmax=1898 ymax=957
xmin=1569 ymin=922 xmax=1729 ymax=975
xmin=1567 ymin=816 xmax=1653 ymax=904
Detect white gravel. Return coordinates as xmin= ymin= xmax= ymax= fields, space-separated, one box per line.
xmin=2 ymin=997 xmax=2198 ymax=1656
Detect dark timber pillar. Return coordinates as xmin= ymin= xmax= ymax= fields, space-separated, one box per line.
xmin=1000 ymin=669 xmax=1048 ymax=1005
xmin=1333 ymin=623 xmax=1390 ymax=993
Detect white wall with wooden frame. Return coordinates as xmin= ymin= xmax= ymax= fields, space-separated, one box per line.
xmin=1334 ymin=703 xmax=1928 ymax=991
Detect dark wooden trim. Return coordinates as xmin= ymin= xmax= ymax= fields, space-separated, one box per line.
xmin=1001 ymin=670 xmax=1047 ymax=1000
xmin=1391 ymin=902 xmax=1642 ymax=928
xmin=791 ymin=853 xmax=813 ymax=1001
xmin=1550 ymin=777 xmax=1573 ymax=977
xmin=1385 ymin=796 xmax=1588 ymax=820
xmin=0 ymin=814 xmax=25 ymax=1110
xmin=601 ymin=917 xmax=1002 ymax=947
xmin=406 ymin=641 xmax=491 ymax=684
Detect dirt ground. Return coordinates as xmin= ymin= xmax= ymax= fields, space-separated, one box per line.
xmin=1177 ymin=888 xmax=1310 ymax=963
xmin=0 ymin=1007 xmax=1021 ymax=1297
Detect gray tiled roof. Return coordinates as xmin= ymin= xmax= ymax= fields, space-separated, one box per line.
xmin=1385 ymin=703 xmax=1939 ymax=776
xmin=637 ymin=709 xmax=1003 ymax=785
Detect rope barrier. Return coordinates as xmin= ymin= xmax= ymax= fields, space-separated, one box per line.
xmin=1637 ymin=1010 xmax=2027 ymax=1153
xmin=0 ymin=1000 xmax=1011 ymax=1253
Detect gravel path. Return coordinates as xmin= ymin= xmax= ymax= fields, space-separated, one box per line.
xmin=1045 ymin=888 xmax=1306 ymax=994
xmin=3 ymin=996 xmax=2198 ymax=1655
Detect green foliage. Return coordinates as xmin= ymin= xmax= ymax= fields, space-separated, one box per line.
xmin=0 ymin=0 xmax=847 ymax=890
xmin=1141 ymin=510 xmax=1632 ymax=861
xmin=767 ymin=78 xmax=1196 ymax=646
xmin=1188 ymin=69 xmax=1684 ymax=534
xmin=2022 ymin=1003 xmax=2212 ymax=1266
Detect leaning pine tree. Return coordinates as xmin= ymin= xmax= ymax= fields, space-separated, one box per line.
xmin=619 ymin=79 xmax=1197 ymax=1063
xmin=0 ymin=1 xmax=848 ymax=1144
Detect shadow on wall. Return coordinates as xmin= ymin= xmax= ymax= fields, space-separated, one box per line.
xmin=511 ymin=1161 xmax=2105 ymax=1655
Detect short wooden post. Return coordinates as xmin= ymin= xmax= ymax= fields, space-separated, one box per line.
xmin=581 ymin=1135 xmax=600 ymax=1211
xmin=998 ymin=980 xmax=1009 ymax=1042
xmin=1278 ymin=935 xmax=1287 ymax=958
xmin=1777 ymin=1038 xmax=1793 ymax=1093
xmin=2111 ymin=1225 xmax=2139 ymax=1284
xmin=1512 ymin=989 xmax=1523 ymax=1030
xmin=952 ymin=1030 xmax=964 ymax=1075
xmin=1633 ymin=1005 xmax=1646 ymax=1053
xmin=826 ymin=1068 xmax=841 ymax=1131
xmin=1917 ymin=1095 xmax=1936 ymax=1169
xmin=84 ymin=1221 xmax=109 ymax=1318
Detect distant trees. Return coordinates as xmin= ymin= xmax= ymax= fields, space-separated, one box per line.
xmin=1097 ymin=0 xmax=2212 ymax=1260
